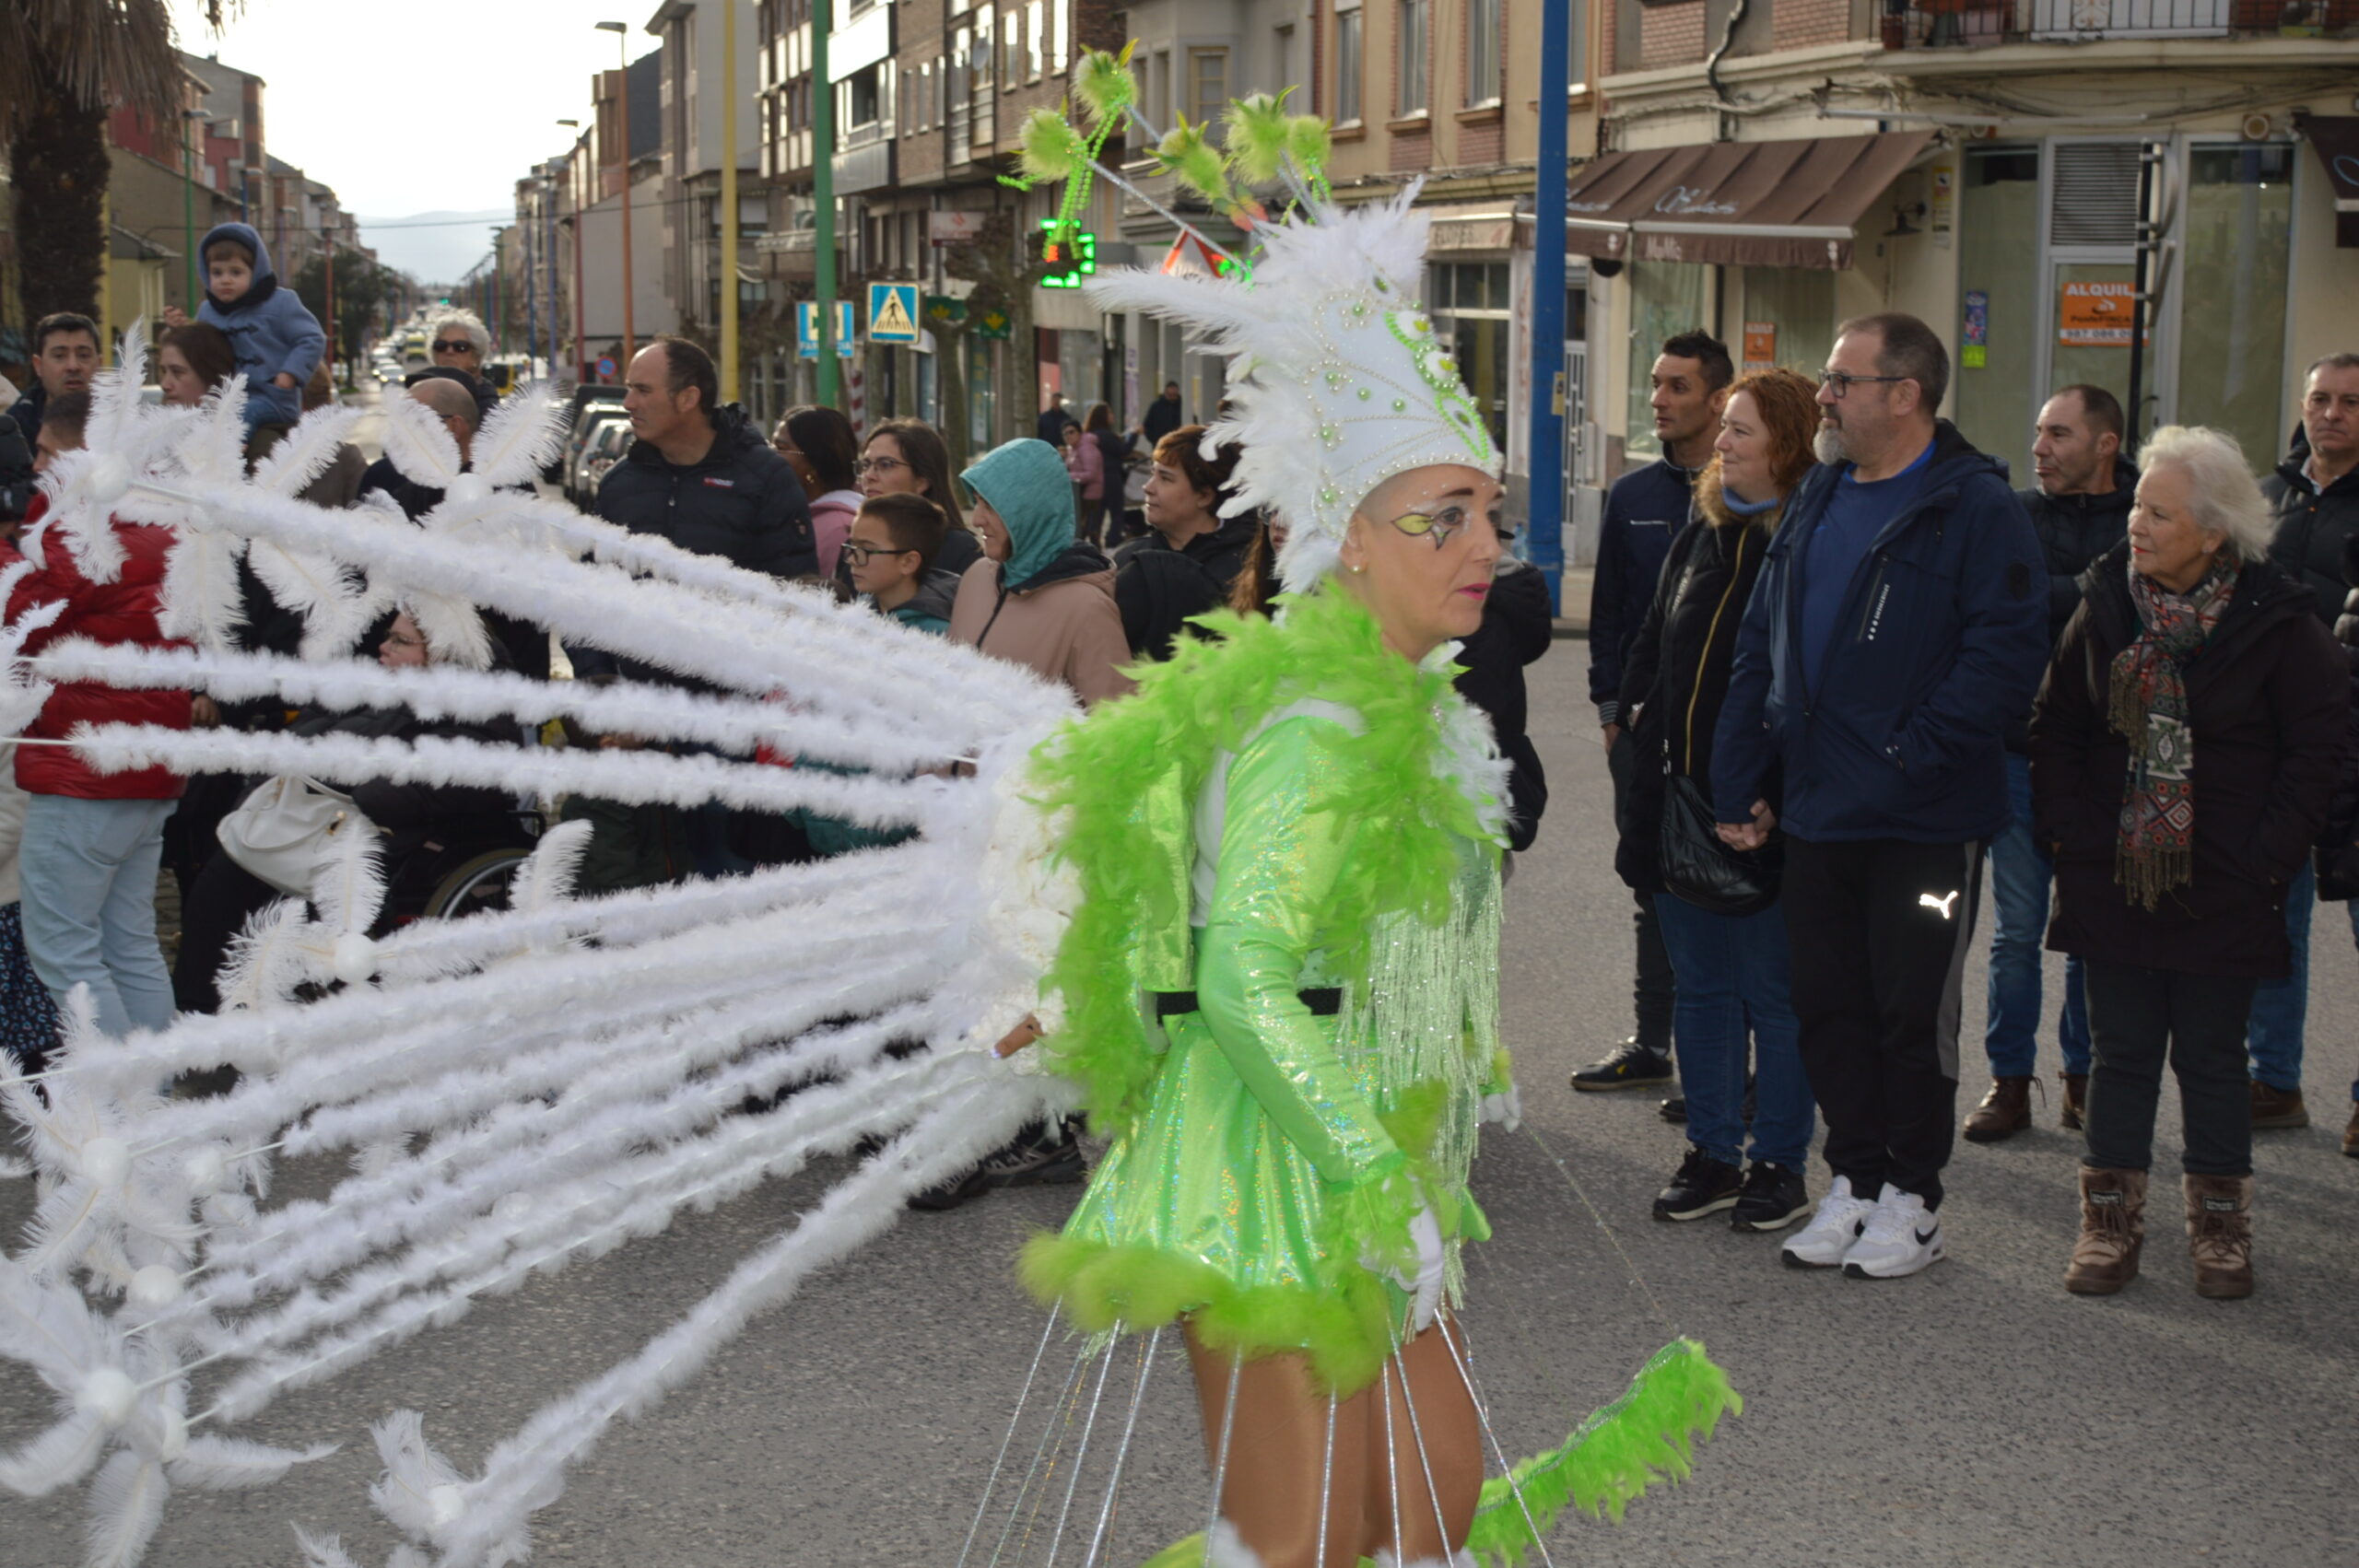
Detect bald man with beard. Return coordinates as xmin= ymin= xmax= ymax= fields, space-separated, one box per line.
xmin=357 ymin=377 xmax=550 ymax=677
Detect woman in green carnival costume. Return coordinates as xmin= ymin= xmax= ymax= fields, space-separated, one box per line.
xmin=992 ymin=63 xmax=1740 ymax=1568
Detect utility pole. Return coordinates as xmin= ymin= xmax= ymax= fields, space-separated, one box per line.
xmin=815 ymin=0 xmax=837 ymax=405
xmin=325 ymin=239 xmax=337 ymax=386
xmin=182 ymin=110 xmax=210 ymax=312
xmin=1528 ymin=0 xmax=1570 ymax=614
xmin=721 ymin=0 xmax=741 ymax=404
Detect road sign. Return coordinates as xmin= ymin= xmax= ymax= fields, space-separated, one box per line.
xmin=595 ymin=356 xmax=616 ymax=378
xmin=868 ymin=283 xmax=921 ymax=345
xmin=798 ymin=300 xmax=859 ymax=360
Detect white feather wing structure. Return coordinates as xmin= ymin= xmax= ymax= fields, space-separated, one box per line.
xmin=251 ymin=404 xmax=364 ymax=498
xmin=466 ymin=383 xmax=567 ymax=488
xmin=0 ymin=377 xmax=1091 ymax=1568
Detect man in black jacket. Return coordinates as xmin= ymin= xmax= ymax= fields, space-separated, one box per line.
xmin=5 ymin=313 xmax=103 ymax=523
xmin=1968 ymin=385 xmax=2133 ymax=1144
xmin=2249 ymin=351 xmax=2359 ymax=1131
xmin=1577 ymin=330 xmax=1728 ymax=1094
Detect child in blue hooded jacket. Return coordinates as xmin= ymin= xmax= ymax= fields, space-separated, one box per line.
xmin=184 ymin=222 xmax=325 ymax=434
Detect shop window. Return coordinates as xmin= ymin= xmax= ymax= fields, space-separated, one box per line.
xmin=1429 ymin=262 xmax=1511 ymax=449
xmin=1623 ymin=262 xmax=1711 ymax=462
xmin=1739 ymin=267 xmax=1835 ymax=380
xmin=1335 ymin=5 xmax=1365 ymax=125
xmin=2178 ymin=145 xmax=2294 ymax=472
xmin=1954 ymin=146 xmax=2040 ymax=478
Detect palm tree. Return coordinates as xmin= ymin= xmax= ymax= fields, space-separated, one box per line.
xmin=2 ymin=1 xmax=231 ymax=324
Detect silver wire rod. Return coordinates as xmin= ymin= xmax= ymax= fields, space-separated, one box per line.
xmin=1389 ymin=1328 xmax=1457 ymax=1562
xmin=1437 ymin=1315 xmax=1557 ymax=1568
xmin=1204 ymin=1347 xmax=1243 ymax=1545
xmin=958 ymin=1302 xmax=1064 ymax=1568
xmin=1316 ymin=1393 xmax=1338 ymax=1568
xmin=1044 ymin=1325 xmax=1126 ymax=1566
xmin=986 ymin=1335 xmax=1097 ymax=1568
xmin=1079 ymin=1328 xmax=1161 ymax=1568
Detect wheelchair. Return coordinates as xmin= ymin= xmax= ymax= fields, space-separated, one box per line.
xmin=378 ymin=810 xmax=546 ymax=930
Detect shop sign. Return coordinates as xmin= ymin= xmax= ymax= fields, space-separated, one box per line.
xmin=972 ymin=307 xmax=1013 ymax=341
xmin=930 ymin=211 xmax=988 ymax=247
xmin=1742 ymin=322 xmax=1778 ymax=370
xmin=2057 ymin=281 xmax=2143 ymax=347
xmin=924 ymin=294 xmax=968 ymax=325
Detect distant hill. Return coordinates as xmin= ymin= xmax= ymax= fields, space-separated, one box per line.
xmin=356 ymin=210 xmax=510 ymax=287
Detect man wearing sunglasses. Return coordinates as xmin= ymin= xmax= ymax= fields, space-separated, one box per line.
xmin=1710 ymin=312 xmax=2047 ymax=1281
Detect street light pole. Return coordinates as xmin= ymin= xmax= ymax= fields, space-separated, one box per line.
xmin=720 ymin=0 xmax=741 ymax=404
xmin=597 ymin=22 xmax=636 ymax=369
xmin=815 ymin=0 xmax=837 ymax=404
xmin=1528 ymin=0 xmax=1570 ymax=613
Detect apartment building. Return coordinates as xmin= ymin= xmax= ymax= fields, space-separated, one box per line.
xmin=1582 ymin=0 xmax=2359 ymax=482
xmin=649 ymin=0 xmax=769 ymax=343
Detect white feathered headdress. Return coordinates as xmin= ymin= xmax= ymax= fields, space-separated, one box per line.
xmin=1084 ymin=188 xmax=1501 ymax=591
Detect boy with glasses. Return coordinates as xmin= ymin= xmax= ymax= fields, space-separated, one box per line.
xmin=844 ymin=493 xmax=959 ymax=634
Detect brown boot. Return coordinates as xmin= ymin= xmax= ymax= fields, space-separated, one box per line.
xmin=2249 ymin=1080 xmax=2308 ymax=1129
xmin=1964 ymin=1076 xmax=2035 ymax=1142
xmin=2183 ymin=1173 xmax=2255 ymax=1299
xmin=2063 ymin=1167 xmax=2145 ymax=1294
xmin=2060 ymin=1071 xmax=2088 ymax=1131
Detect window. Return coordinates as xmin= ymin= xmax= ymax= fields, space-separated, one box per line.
xmin=1335 ymin=6 xmax=1364 ymax=124
xmin=1189 ymin=48 xmax=1229 ymax=129
xmin=1397 ymin=0 xmax=1429 ymax=117
xmin=1567 ymin=0 xmax=1590 ymax=89
xmin=899 ymin=68 xmax=914 ymax=135
xmin=2178 ymin=145 xmax=2294 ymax=470
xmin=1050 ymin=0 xmax=1069 ymax=71
xmin=1027 ymin=0 xmax=1044 ymax=79
xmin=1003 ymin=10 xmax=1020 ymax=89
xmin=1150 ymin=51 xmax=1171 ymax=127
xmin=1466 ymin=0 xmax=1500 ymax=107
xmin=1624 ymin=263 xmax=1710 ymax=461
xmin=1428 ymin=263 xmax=1511 ymax=448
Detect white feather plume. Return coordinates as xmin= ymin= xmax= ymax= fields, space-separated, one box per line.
xmin=467 ymin=384 xmax=568 ymax=489
xmin=291 ymin=1525 xmax=366 ymax=1568
xmin=517 ymin=818 xmax=593 ymax=919
xmin=156 ymin=526 xmax=250 ymax=652
xmin=0 ymin=572 xmax=70 ymax=737
xmin=251 ymin=404 xmax=364 ymax=499
xmin=310 ymin=818 xmax=388 ymax=942
xmin=83 ymin=1449 xmax=170 ymax=1568
xmin=165 ymin=1434 xmax=337 ymax=1492
xmin=374 ymin=388 xmax=463 ymax=490
xmin=365 ymin=1410 xmax=467 ymax=1541
xmin=243 ymin=541 xmax=375 ymax=662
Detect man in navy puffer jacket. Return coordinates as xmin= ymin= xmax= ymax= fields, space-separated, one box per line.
xmin=1712 ymin=314 xmax=2047 ymax=1281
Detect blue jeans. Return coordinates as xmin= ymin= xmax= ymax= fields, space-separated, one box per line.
xmin=1985 ymin=753 xmax=2089 ymax=1077
xmin=1653 ymin=892 xmax=1816 ymax=1169
xmin=2248 ymin=860 xmax=2359 ymax=1094
xmin=18 ymin=794 xmax=177 ymax=1040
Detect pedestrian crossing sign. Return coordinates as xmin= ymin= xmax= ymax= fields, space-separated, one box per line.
xmin=868 ymin=283 xmax=921 ymax=345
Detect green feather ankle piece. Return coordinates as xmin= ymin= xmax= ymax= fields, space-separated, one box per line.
xmin=1464 ymin=1339 xmax=1742 ymax=1565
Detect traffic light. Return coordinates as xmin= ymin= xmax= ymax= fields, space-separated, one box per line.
xmin=1039 ymin=220 xmax=1097 ymax=289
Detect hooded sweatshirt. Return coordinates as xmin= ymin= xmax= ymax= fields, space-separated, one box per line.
xmin=195 ymin=222 xmax=326 ymax=431
xmin=948 ymin=439 xmax=1133 ymax=706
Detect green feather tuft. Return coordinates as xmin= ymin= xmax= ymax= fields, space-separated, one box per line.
xmin=1016 ymin=106 xmax=1088 ymax=186
xmin=1156 ymin=116 xmax=1233 ymax=207
xmin=1072 ymin=46 xmax=1137 ymax=130
xmin=1222 ymin=92 xmax=1295 ymax=185
xmin=1465 ymin=1339 xmax=1743 ymax=1564
xmin=1286 ymin=114 xmax=1333 ymax=182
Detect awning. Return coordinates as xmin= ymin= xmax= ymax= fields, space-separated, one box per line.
xmin=2302 ymin=117 xmax=2359 ymax=248
xmin=1563 ymin=130 xmax=1933 ymax=270
xmin=1423 ymin=203 xmax=1517 ymax=252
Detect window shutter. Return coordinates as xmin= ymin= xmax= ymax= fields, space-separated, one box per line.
xmin=2049 ymin=144 xmax=2142 ymax=246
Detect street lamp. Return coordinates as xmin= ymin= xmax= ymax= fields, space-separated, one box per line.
xmin=182 ymin=109 xmax=214 ymax=313
xmin=596 ymin=21 xmax=636 ymax=370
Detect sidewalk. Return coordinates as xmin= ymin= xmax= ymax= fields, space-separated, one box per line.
xmin=1550 ymin=563 xmax=1591 ymax=639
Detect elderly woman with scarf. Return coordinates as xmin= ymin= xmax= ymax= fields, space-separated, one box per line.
xmin=947 ymin=437 xmax=1134 ymax=707
xmin=2031 ymin=425 xmax=2346 ymax=1301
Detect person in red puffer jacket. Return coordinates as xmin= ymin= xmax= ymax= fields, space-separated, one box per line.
xmin=5 ymin=391 xmax=189 ymax=1048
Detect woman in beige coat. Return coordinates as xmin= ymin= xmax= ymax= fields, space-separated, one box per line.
xmin=947 ymin=438 xmax=1135 ymax=708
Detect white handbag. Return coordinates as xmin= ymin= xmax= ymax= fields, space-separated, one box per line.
xmin=216 ymin=775 xmax=368 ymax=896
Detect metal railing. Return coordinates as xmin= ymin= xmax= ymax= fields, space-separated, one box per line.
xmin=1889 ymin=0 xmax=2356 ymax=43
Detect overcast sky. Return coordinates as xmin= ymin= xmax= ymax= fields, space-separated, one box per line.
xmin=169 ymin=0 xmax=656 ymax=217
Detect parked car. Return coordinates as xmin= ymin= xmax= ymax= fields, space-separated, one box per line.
xmin=566 ymin=412 xmax=633 ymax=505
xmin=547 ymin=384 xmax=627 ymax=486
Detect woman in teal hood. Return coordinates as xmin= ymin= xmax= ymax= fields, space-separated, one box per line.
xmin=945 ymin=437 xmax=1133 ymax=707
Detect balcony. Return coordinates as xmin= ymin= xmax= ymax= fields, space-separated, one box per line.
xmin=1887 ymin=0 xmax=2357 ymax=44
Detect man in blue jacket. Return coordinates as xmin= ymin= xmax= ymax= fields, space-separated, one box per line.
xmin=1578 ymin=330 xmax=1728 ymax=1095
xmin=1713 ymin=313 xmax=2046 ymax=1281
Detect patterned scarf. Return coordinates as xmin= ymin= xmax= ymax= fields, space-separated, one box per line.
xmin=2107 ymin=557 xmax=2236 ymax=910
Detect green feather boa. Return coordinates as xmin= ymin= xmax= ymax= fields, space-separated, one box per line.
xmin=1026 ymin=585 xmax=1496 ymax=1134
xmin=1128 ymin=1339 xmax=1741 ymax=1567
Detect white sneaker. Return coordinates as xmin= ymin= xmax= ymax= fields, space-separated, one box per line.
xmin=1780 ymin=1175 xmax=1876 ymax=1269
xmin=1841 ymin=1184 xmax=1946 ymax=1279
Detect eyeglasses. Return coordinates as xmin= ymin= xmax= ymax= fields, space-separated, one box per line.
xmin=385 ymin=632 xmax=428 ymax=649
xmin=1817 ymin=369 xmax=1911 ymax=400
xmin=855 ymin=455 xmax=907 ymax=476
xmin=840 ymin=540 xmax=916 ymax=565
xmin=432 ymin=340 xmax=475 ymax=355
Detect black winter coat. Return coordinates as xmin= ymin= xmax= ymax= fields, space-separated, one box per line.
xmin=1614 ymin=507 xmax=1777 ymax=894
xmin=2006 ymin=458 xmax=2137 ymax=752
xmin=1453 ymin=559 xmax=1553 ymax=852
xmin=281 ymin=703 xmax=513 ymax=847
xmin=0 ymin=393 xmax=34 ymax=524
xmin=580 ymin=405 xmax=816 ymax=683
xmin=2263 ymin=434 xmax=2359 ymax=626
xmin=2029 ymin=545 xmax=2346 ymax=977
xmin=1111 ymin=513 xmax=1259 ymax=661
xmin=2313 ymin=531 xmax=2359 ymax=900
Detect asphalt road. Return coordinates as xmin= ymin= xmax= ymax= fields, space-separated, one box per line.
xmin=6 ymin=642 xmax=2357 ymax=1568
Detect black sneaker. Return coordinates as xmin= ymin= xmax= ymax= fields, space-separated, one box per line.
xmin=907 ymin=1164 xmax=992 ymax=1211
xmin=978 ymin=1117 xmax=1088 ymax=1188
xmin=1572 ymin=1038 xmax=1675 ymax=1093
xmin=1659 ymin=1094 xmax=1688 ymax=1124
xmin=1652 ymin=1146 xmax=1743 ymax=1222
xmin=1729 ymin=1161 xmax=1811 ymax=1232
